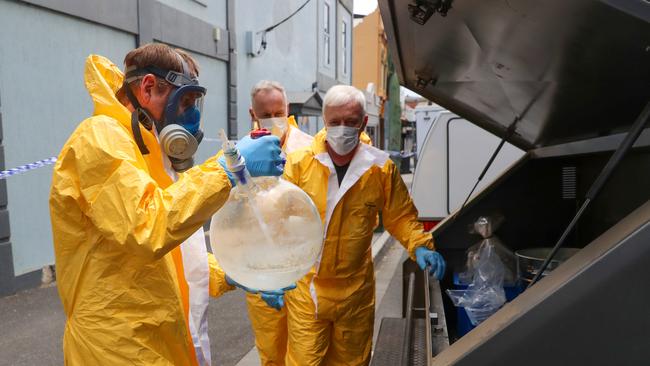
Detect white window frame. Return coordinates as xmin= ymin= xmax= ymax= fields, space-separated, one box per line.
xmin=323 ymin=1 xmax=332 ymax=68
xmin=341 ymin=19 xmax=348 ymax=76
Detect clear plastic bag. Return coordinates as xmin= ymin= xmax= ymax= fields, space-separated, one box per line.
xmin=459 ymin=216 xmax=517 ymax=286
xmin=447 ymin=216 xmax=511 ymax=326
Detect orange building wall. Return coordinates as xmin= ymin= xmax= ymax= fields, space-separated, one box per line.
xmin=352 ymin=9 xmax=388 ymax=98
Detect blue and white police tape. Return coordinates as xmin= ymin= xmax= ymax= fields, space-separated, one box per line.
xmin=0 ymin=157 xmax=58 ymax=180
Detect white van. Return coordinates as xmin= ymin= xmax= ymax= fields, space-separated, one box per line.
xmin=411 ymin=111 xmax=524 ymax=229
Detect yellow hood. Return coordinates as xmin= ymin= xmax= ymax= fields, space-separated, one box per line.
xmin=83 ymin=54 xmax=132 ymax=129
xmin=83 ymin=54 xmax=164 ymax=172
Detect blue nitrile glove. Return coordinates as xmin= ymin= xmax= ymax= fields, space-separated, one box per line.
xmin=259 ymin=284 xmax=297 ymax=311
xmin=225 ymin=275 xmax=296 ymax=311
xmin=217 ymin=135 xmax=284 ymax=185
xmin=237 ymin=135 xmax=285 ymax=177
xmin=217 ymin=135 xmax=286 ymax=186
xmin=415 ymin=247 xmax=446 ymax=280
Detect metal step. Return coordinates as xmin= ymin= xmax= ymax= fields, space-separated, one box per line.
xmin=371 ymin=317 xmax=407 ymax=366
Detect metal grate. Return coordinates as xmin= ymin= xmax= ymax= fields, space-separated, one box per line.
xmin=409 ymin=319 xmax=428 ymax=366
xmin=562 ymin=166 xmax=577 ymax=200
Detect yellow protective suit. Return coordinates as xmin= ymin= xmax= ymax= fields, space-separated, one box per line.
xmin=245 ymin=124 xmax=369 ymax=366
xmin=49 ymin=55 xmax=233 ymax=366
xmin=237 ymin=120 xmax=313 ymax=366
xmin=283 ymin=132 xmax=433 ymax=366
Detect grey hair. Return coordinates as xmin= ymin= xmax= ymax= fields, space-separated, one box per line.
xmin=322 ymin=85 xmax=366 ymax=118
xmin=250 ymin=80 xmax=288 ymax=104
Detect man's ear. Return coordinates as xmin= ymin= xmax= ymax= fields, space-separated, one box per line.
xmin=249 ymin=107 xmax=259 ymax=129
xmin=360 ymin=115 xmax=369 ymax=131
xmin=139 ymin=74 xmax=157 ymax=104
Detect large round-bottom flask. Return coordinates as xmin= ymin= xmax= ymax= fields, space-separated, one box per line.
xmin=210 ymin=177 xmax=323 ymax=290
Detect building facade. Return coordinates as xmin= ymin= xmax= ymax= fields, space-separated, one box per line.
xmin=235 ymin=0 xmax=353 ymax=136
xmin=0 ymin=0 xmax=353 ymax=295
xmin=352 ymin=8 xmax=389 ymax=147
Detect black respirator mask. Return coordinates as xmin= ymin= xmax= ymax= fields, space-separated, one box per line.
xmin=123 ymin=55 xmax=207 ymax=172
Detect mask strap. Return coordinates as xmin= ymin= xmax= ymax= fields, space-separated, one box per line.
xmin=176 ymin=52 xmax=191 ymax=78
xmin=174 ymin=52 xmax=204 ymax=143
xmin=123 ymin=82 xmax=152 ymax=155
xmin=194 ymin=129 xmax=204 ymax=144
xmin=131 ymin=111 xmax=150 ymax=155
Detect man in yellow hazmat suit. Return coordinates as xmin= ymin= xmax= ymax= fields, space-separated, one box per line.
xmin=283 ymin=85 xmax=446 ymax=365
xmin=244 ymin=80 xmax=376 ymax=366
xmin=249 ymin=80 xmax=314 ymax=154
xmin=244 ymin=80 xmax=314 ymax=366
xmin=49 ymin=43 xmax=285 ymax=365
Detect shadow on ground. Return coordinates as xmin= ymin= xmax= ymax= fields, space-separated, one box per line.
xmin=0 ymin=284 xmax=254 ymax=366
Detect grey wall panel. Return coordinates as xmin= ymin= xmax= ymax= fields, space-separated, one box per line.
xmin=12 ymin=269 xmax=42 ymax=292
xmin=190 ymin=52 xmax=229 ymax=164
xmin=0 ymin=181 xmax=7 ymax=208
xmin=19 ymin=0 xmax=228 ymax=62
xmin=229 ymin=50 xmax=238 ymax=86
xmin=215 ymin=29 xmax=230 ymax=59
xmin=0 ymin=211 xmax=10 ymax=241
xmin=140 ymin=0 xmax=228 ymax=61
xmin=317 ymin=72 xmax=338 ymax=91
xmin=0 ymin=1 xmax=136 ymax=275
xmin=229 ymin=103 xmax=238 ymax=125
xmin=229 ymin=86 xmax=238 ymax=104
xmin=159 ymin=0 xmax=227 ymax=27
xmin=339 ymin=0 xmax=353 ymax=13
xmin=159 ymin=2 xmax=215 ymax=56
xmin=0 ymin=242 xmax=15 ymax=296
xmin=19 ymin=0 xmax=138 ymax=34
xmin=0 ymin=53 xmax=12 ymax=296
xmin=227 ymin=0 xmax=238 ymax=138
xmin=137 ymin=0 xmax=155 ymax=45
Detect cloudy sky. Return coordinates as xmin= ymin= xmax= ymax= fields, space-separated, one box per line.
xmin=353 ymin=0 xmax=378 ymax=15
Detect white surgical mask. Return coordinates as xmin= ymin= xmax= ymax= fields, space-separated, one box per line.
xmin=326 ymin=126 xmax=360 ymax=155
xmin=258 ymin=117 xmax=288 ymax=137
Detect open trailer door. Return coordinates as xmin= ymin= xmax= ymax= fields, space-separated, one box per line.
xmin=374 ymin=0 xmax=650 ymax=364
